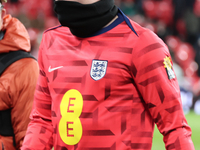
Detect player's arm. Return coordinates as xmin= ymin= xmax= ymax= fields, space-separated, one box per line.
xmin=10 ymin=58 xmax=39 ymax=149
xmin=131 ymin=29 xmax=195 ymax=150
xmin=21 ymin=37 xmax=53 ymax=150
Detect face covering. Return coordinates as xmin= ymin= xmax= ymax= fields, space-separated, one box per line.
xmin=54 ymin=0 xmax=118 ymax=37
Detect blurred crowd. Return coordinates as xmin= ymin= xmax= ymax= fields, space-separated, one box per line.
xmin=4 ymin=0 xmax=200 ymax=114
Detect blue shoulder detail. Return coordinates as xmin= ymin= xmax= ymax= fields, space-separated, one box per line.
xmin=118 ymin=8 xmax=138 ymax=37
xmin=44 ymin=25 xmax=62 ymax=33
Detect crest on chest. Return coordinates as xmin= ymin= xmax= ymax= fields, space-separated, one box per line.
xmin=90 ymin=60 xmax=108 ymax=81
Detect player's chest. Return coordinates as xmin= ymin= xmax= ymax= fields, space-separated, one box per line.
xmin=45 ymin=42 xmax=133 ymax=84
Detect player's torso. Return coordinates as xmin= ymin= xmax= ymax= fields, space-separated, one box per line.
xmin=43 ymin=25 xmax=154 ymax=149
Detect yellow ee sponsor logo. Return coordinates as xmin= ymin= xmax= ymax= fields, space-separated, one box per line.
xmin=59 ymin=89 xmax=83 ymax=145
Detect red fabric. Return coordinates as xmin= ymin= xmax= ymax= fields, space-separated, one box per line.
xmin=22 ymin=15 xmax=194 ymax=149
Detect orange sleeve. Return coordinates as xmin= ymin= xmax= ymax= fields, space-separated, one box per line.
xmin=9 ymin=58 xmax=39 ymax=149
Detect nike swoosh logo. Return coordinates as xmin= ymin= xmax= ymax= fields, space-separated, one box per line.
xmin=48 ymin=66 xmax=63 ymax=72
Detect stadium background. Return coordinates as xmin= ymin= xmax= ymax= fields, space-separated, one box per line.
xmin=3 ymin=0 xmax=200 ymax=149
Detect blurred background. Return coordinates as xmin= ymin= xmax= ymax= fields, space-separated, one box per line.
xmin=3 ymin=0 xmax=200 ymax=149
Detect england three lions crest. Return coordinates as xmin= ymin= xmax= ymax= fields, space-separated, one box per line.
xmin=90 ymin=60 xmax=108 ymax=81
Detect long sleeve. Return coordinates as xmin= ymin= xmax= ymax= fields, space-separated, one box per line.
xmin=0 ymin=56 xmax=39 ymax=150
xmin=10 ymin=58 xmax=39 ymax=149
xmin=131 ymin=29 xmax=195 ymax=150
xmin=21 ymin=38 xmax=53 ymax=149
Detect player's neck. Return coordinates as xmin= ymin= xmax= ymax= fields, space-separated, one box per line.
xmin=104 ymin=15 xmax=118 ymax=28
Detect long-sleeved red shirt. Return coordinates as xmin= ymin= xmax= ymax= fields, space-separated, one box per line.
xmin=22 ymin=10 xmax=194 ymax=150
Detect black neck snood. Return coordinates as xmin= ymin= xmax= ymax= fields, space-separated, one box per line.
xmin=54 ymin=0 xmax=118 ymax=38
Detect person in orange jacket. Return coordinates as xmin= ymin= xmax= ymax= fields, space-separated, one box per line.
xmin=0 ymin=0 xmax=39 ymax=149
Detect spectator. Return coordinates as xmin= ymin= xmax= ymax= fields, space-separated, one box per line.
xmin=0 ymin=0 xmax=39 ymax=149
